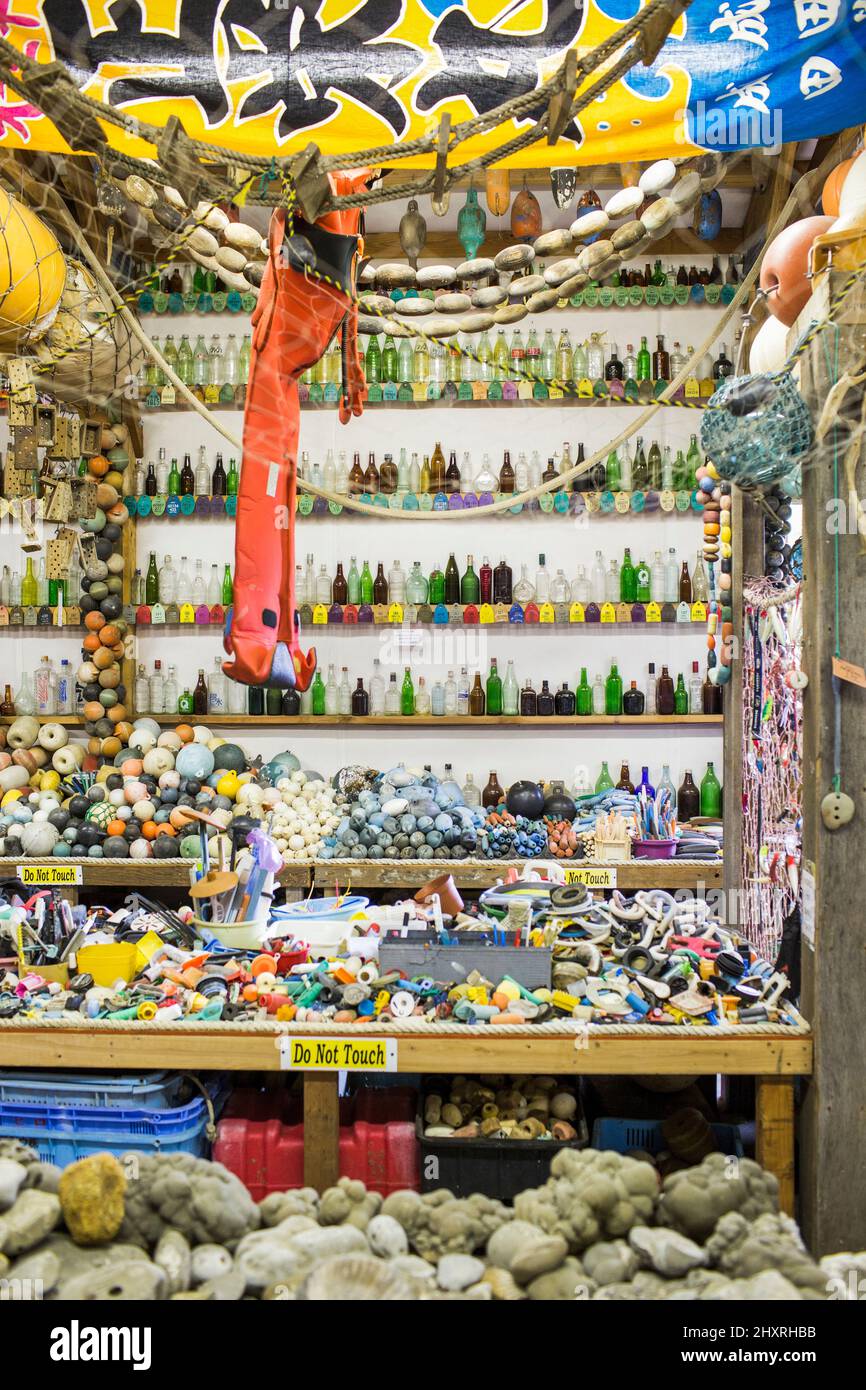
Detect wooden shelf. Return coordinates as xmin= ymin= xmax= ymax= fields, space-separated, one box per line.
xmin=143 ymin=714 xmax=724 ymax=728
xmin=313 ymin=858 xmax=722 ymax=891
xmin=145 ymin=396 xmax=708 ymax=414
xmin=0 ymin=858 xmax=310 ymax=888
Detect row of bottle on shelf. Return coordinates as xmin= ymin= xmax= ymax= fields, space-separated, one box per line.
xmin=131 ymin=434 xmax=707 ymax=504
xmin=290 ymin=548 xmax=710 ymax=610
xmin=460 ymin=761 xmax=722 ymax=820
xmin=127 ymin=655 xmax=721 ymax=720
xmin=1 ymin=557 xmax=83 ymax=610
xmin=140 ymin=334 xmax=251 ymax=404
xmin=354 ymin=332 xmax=735 ymax=395
xmin=136 ymin=557 xmax=233 ymax=609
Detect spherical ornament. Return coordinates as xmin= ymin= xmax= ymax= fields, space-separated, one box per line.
xmin=212 ymin=742 xmax=247 ymax=773
xmin=506 ymin=780 xmax=545 ymax=819
xmin=143 ymin=747 xmax=175 ymax=778
xmin=129 ymin=838 xmax=152 ymax=859
xmin=20 ymin=822 xmax=60 ymax=856
xmin=86 ymin=802 xmax=115 ymax=830
xmin=0 ymin=189 xmax=66 ymax=350
xmin=179 ymin=834 xmax=201 ymax=859
xmin=132 ymin=798 xmax=156 ymax=823
xmin=822 ymin=157 xmax=857 ymax=217
xmin=759 ymin=216 xmax=834 ymax=326
xmin=176 ymin=743 xmax=215 ymax=780
xmin=128 ymin=728 xmax=157 ymax=755
xmin=748 ymin=315 xmax=790 ymax=375
xmin=103 ymin=836 xmax=129 ymax=857
xmin=191 ymin=725 xmax=213 ymax=745
xmin=124 ymin=779 xmax=148 ymax=805
xmin=837 ymin=150 xmax=866 ymax=220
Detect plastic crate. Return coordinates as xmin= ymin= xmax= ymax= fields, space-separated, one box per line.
xmin=214 ymin=1086 xmax=419 ymax=1198
xmin=0 ymin=1070 xmax=187 ymax=1110
xmin=591 ymin=1117 xmax=744 ymax=1157
xmin=418 ymin=1105 xmax=589 ymax=1202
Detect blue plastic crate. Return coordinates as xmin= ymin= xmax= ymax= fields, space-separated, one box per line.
xmin=0 ymin=1071 xmax=187 ymax=1110
xmin=0 ymin=1095 xmax=214 ymax=1168
xmin=591 ymin=1117 xmax=744 ymax=1157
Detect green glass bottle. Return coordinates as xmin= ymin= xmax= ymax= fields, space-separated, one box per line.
xmin=674 ymin=673 xmax=689 ymax=715
xmin=359 ymin=560 xmax=374 ymax=605
xmin=167 ymin=457 xmax=181 ymax=496
xmin=381 ymin=334 xmax=398 ymax=383
xmin=700 ymin=761 xmax=722 ymax=817
xmin=635 ymin=558 xmax=651 ymax=602
xmin=647 ymin=440 xmax=662 ymax=491
xmin=604 ymin=663 xmax=623 ymax=715
xmin=686 ymin=434 xmax=702 ymax=489
xmin=444 ymin=553 xmax=460 ymax=604
xmin=365 ymin=335 xmax=381 ymax=384
xmin=21 ymin=557 xmax=37 ymax=607
xmin=636 ymin=336 xmax=651 ymax=382
xmin=221 ymin=565 xmax=233 ymax=607
xmin=461 ymin=555 xmax=480 ymax=604
xmin=347 ymin=557 xmax=360 ymax=605
xmin=311 ymin=669 xmax=326 ymax=715
xmin=486 ymin=658 xmax=502 ymax=715
xmin=673 ymin=448 xmax=687 ymax=491
xmin=226 ymin=457 xmax=239 ymax=496
xmin=605 ymin=448 xmax=621 ymax=492
xmin=620 ymin=548 xmax=636 ymax=603
xmin=177 ymin=687 xmax=194 ymax=715
xmin=428 ymin=565 xmax=445 ymax=605
xmin=145 ymin=552 xmax=159 ymax=605
xmin=576 ymin=667 xmax=593 ymax=716
xmin=632 ymin=438 xmax=648 ymax=489
xmin=400 ymin=667 xmax=415 ymax=716
xmin=595 ymin=760 xmax=614 ymax=793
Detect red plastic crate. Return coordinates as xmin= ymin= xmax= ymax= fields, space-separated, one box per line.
xmin=214 ymin=1086 xmax=420 ymax=1198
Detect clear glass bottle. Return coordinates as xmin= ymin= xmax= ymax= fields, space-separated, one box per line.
xmin=384 ymin=672 xmax=400 ymax=715
xmin=338 ymin=667 xmax=351 ymax=715
xmin=370 ymin=659 xmax=385 ymax=715
xmin=162 ymin=664 xmax=178 ymax=713
xmin=149 ymin=660 xmax=165 ymax=713
xmin=457 ymin=667 xmax=470 ymax=715
xmin=462 ymin=772 xmax=481 ymax=807
xmin=388 ymin=560 xmax=406 ymax=603
xmin=592 ymin=672 xmax=605 ymax=714
xmin=415 ymin=676 xmax=431 ymax=715
xmin=35 ymin=655 xmax=54 ymax=715
xmin=513 ymin=565 xmax=535 ymax=604
xmin=444 ymin=670 xmax=458 ymax=715
xmin=324 ymin=663 xmax=339 ymax=715
xmin=134 ymin=663 xmax=150 ymax=713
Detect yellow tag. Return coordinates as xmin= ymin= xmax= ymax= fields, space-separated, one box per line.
xmin=373 ymin=604 xmax=389 ymax=624
xmin=600 ymin=602 xmax=616 ymax=624
xmin=615 ymin=603 xmax=632 ymax=624
xmin=539 ymin=602 xmax=555 ymax=624
xmin=645 ymin=601 xmax=662 ymax=623
xmin=16 ymin=863 xmax=82 ymax=886
xmin=280 ymin=1037 xmax=397 ymax=1071
xmin=471 ymin=381 xmax=487 ymax=400
xmin=412 ymin=382 xmax=427 ymax=403
xmin=160 ymin=383 xmax=176 ymax=406
xmin=179 ymin=603 xmax=195 ymax=624
xmin=517 ymin=380 xmax=533 ymax=400
xmin=388 ymin=602 xmax=404 ymax=624
xmin=564 ymin=865 xmax=616 ymax=888
xmin=548 ymin=385 xmax=564 ymax=400
xmin=493 ymin=603 xmax=510 ymax=623
xmin=691 ymin=600 xmax=707 ymax=622
xmin=312 ymin=604 xmax=328 ymax=624
xmin=577 ymin=377 xmax=594 ymax=398
xmin=479 ymin=603 xmax=495 ymax=624
xmin=569 ymin=602 xmax=585 ymax=623
xmin=614 ymin=491 xmax=631 ymax=513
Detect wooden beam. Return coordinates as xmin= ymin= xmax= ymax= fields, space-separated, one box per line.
xmin=799 ymin=270 xmax=866 ymax=1255
xmin=303 ymin=1073 xmax=341 ymax=1192
xmin=739 ymin=142 xmax=798 ymax=258
xmin=756 ymin=1076 xmax=796 ymax=1216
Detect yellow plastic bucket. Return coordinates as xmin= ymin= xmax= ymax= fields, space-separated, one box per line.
xmin=76 ymin=942 xmax=139 ymax=987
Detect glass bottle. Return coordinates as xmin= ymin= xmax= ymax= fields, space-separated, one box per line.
xmin=622 ymin=680 xmax=645 ymax=716
xmin=444 ymin=670 xmax=458 ymax=715
xmin=534 ymin=554 xmax=550 ymax=603
xmin=469 ymin=674 xmax=486 ymax=716
xmin=638 ymin=765 xmax=655 ymax=798
xmin=595 ymin=760 xmax=614 ymax=793
xmin=311 ymin=669 xmax=326 ymax=716
xmin=537 ymin=679 xmax=555 ymax=716
xmin=502 ymin=660 xmax=518 ymax=715
xmin=636 ymin=336 xmax=651 ymax=382
xmin=457 ymin=668 xmax=470 ymax=714
xmin=406 ymin=561 xmax=428 ymax=604
xmin=365 ymin=335 xmax=381 ymax=383
xmin=479 ymin=557 xmax=493 ymax=605
xmin=486 ymin=658 xmax=502 ymax=715
xmin=316 ymin=564 xmax=332 ymax=606
xmin=713 ymin=343 xmax=734 ymax=380
xmin=56 ymin=661 xmax=72 ymax=716
xmin=221 ymin=565 xmax=233 ymax=607
xmin=677 ymin=770 xmax=701 ymax=820
xmin=348 ymin=453 xmax=365 ymax=496
xmin=428 ymin=562 xmax=444 ymax=605
xmin=604 ymin=663 xmax=623 ymax=715
xmin=206 ymin=658 xmax=225 ymax=715
xmin=689 ymin=661 xmax=703 ymax=713
xmin=652 ymin=335 xmax=670 ymax=381
xmin=700 ymin=762 xmax=722 ymax=816
xmin=226 ymin=457 xmax=239 ymax=496
xmin=617 ymin=762 xmax=635 ymax=793
xmin=656 ymin=666 xmax=675 ymax=715
xmin=703 ymin=668 xmax=722 ymax=714
xmin=482 ymin=771 xmax=504 ymax=808
xmin=499 ymin=450 xmax=515 ymax=494
xmin=605 ymin=447 xmax=622 ymax=493
xmin=180 ymin=452 xmax=195 ymax=496
xmin=692 ymin=551 xmax=710 ymax=604
xmin=145 ymin=462 xmax=157 ymax=496
xmin=493 ymin=558 xmax=513 ymax=604
xmin=400 ymin=667 xmax=415 ymax=716
xmin=324 ymin=664 xmax=338 ymax=715
xmin=359 ymin=561 xmax=373 ymax=605
xmin=605 ymin=560 xmax=620 ymax=604
xmin=347 ymin=557 xmax=360 ymax=605
xmin=21 ymin=557 xmax=37 ymax=607
xmin=380 ymin=453 xmax=397 ymax=494
xmin=191 ymin=669 xmax=207 ymax=715
xmin=373 ymin=563 xmax=389 ymax=606
xmin=419 ymin=455 xmax=431 ymax=495
xmin=462 ymin=772 xmax=482 ymax=807
xmin=646 ymin=662 xmax=657 ymax=715
xmin=134 ymin=663 xmax=150 ymax=713
xmin=679 ymin=562 xmax=692 ymax=605
xmin=149 ymin=660 xmax=165 ymax=713
xmin=332 ymin=563 xmax=348 ymax=605
xmin=177 ymin=686 xmax=194 ymax=716
xmin=207 ymin=564 xmax=221 ymax=607
xmin=635 ymin=557 xmax=651 ymax=603
xmin=513 ymin=564 xmax=534 ymax=605
xmin=647 ymin=439 xmax=662 ymax=492
xmin=370 ymin=660 xmax=385 ymax=715
xmin=145 ymin=552 xmax=159 ymax=605
xmin=576 ymin=668 xmax=593 ymax=716
xmin=460 ymin=556 xmax=479 ymax=605
xmin=664 ymin=548 xmax=679 ymax=603
xmin=620 ymin=548 xmax=636 ymax=603
xmin=443 ymin=553 xmax=460 ymax=604
xmin=555 ymin=682 xmax=575 ymax=716
xmin=430 ymin=442 xmax=447 ymax=494
xmin=605 ymin=343 xmax=623 ymax=380
xmin=658 ymin=764 xmax=676 ymax=801
xmin=364 ymin=452 xmax=380 ymax=493
xmin=674 ymin=673 xmax=689 ymax=715
xmin=338 ymin=667 xmax=351 ymax=715
xmin=351 ymin=678 xmax=369 ymax=716
xmin=520 ymin=680 xmax=537 ymax=716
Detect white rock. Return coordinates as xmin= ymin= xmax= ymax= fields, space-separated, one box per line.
xmin=367 ymin=1214 xmax=409 ymax=1259
xmin=629 ymin=1226 xmax=707 ymax=1278
xmin=0 ymin=1160 xmax=27 ymax=1213
xmin=437 ymin=1253 xmax=485 ymax=1291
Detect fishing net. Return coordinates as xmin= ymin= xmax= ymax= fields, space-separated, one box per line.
xmin=701 ymin=371 xmax=810 ymax=497
xmin=30 ymin=258 xmax=144 ymax=407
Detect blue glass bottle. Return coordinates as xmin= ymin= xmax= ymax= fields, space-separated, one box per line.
xmin=638 ymin=765 xmax=656 ymax=798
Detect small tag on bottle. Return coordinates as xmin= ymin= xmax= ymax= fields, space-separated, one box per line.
xmin=600 ymin=602 xmax=616 ymax=623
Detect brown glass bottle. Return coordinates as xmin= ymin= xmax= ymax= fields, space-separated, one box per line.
xmin=379 ymin=453 xmax=397 ymax=493
xmin=537 ymin=679 xmax=555 ymax=715
xmin=469 ymin=673 xmax=486 ymax=716
xmin=677 ymin=264 xmax=688 ymax=286
xmin=193 ymin=668 xmax=208 ymax=715
xmin=622 ymin=679 xmax=645 ymax=715
xmin=445 ymin=450 xmax=461 ymax=495
xmin=652 ymin=335 xmax=670 ymax=382
xmin=351 ymin=678 xmax=369 ymax=715
xmin=482 ymin=770 xmax=504 ymax=808
xmin=1 ymin=684 xmax=14 ymax=716
xmin=373 ymin=563 xmax=388 ymax=605
xmin=430 ymin=441 xmax=447 ymax=493
xmin=281 ymin=687 xmax=300 ymax=716
xmin=180 ymin=453 xmax=195 ymax=496
xmin=555 ymin=682 xmax=575 ymax=716
xmin=656 ymin=665 xmax=675 ymax=715
xmin=493 ymin=557 xmax=513 ymax=604
xmin=499 ymin=450 xmax=515 ymax=494
xmin=677 ymin=769 xmax=701 ymax=820
xmin=679 ymin=562 xmax=692 ymax=604
xmin=348 ymin=452 xmax=365 ymax=496
xmin=332 ymin=563 xmax=348 ymax=605
xmin=542 ymin=457 xmax=559 ymax=484
xmin=520 ymin=680 xmax=537 ymax=715
xmin=702 ymin=671 xmax=723 ymax=714
xmin=444 ymin=553 xmax=460 ymax=603
xmin=616 ymin=762 xmax=635 ymax=793
xmin=363 ymin=451 xmax=379 ymax=492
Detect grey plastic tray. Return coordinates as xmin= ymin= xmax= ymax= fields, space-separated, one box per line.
xmin=378 ymin=930 xmax=552 ymax=989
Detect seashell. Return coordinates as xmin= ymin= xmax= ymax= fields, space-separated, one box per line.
xmin=471 ymin=284 xmax=506 ymax=307
xmin=152 ymin=202 xmax=184 ymax=233
xmin=526 ymin=288 xmax=561 ymax=313
xmin=494 ymin=303 xmax=528 ymax=325
xmin=187 ymin=226 xmax=220 ymax=257
xmin=419 ymin=314 xmax=460 ymax=338
xmin=216 ymin=245 xmax=247 ymax=274
xmin=434 ymin=292 xmax=471 ymax=313
xmin=124 ymin=175 xmax=157 ymax=208
xmin=374 ymin=262 xmax=417 ymax=289
xmin=605 ymin=186 xmax=643 ymax=219
xmin=416 ymin=264 xmax=456 ymax=289
xmin=461 ymin=310 xmax=496 ymax=333
xmin=358 ymin=293 xmax=397 ymax=316
xmin=639 ymin=159 xmax=677 ymax=196
xmin=570 ymin=209 xmax=609 ymax=239
xmin=301 ymin=1255 xmax=413 ymax=1301
xmin=243 ymin=262 xmax=264 ymax=289
xmin=544 ymin=257 xmax=580 ymax=287
xmin=162 ymin=185 xmax=187 ymax=213
xmin=508 ymin=274 xmax=547 ymax=300
xmin=394 ymin=296 xmax=434 ymax=317
xmin=670 ymin=170 xmax=702 ymax=209
xmin=223 ymin=222 xmax=267 ymax=255
xmin=611 ymin=219 xmax=647 ymax=252
xmin=194 ymin=201 xmax=230 ymax=235
xmin=577 ymin=238 xmax=614 ymax=271
xmin=494 ymin=244 xmax=535 ymax=272
xmin=641 ymin=196 xmax=678 ymax=233
xmin=533 ymin=228 xmax=573 ymax=257
xmin=456 ymin=257 xmax=495 ymax=281
xmin=556 ymin=271 xmax=590 ymax=297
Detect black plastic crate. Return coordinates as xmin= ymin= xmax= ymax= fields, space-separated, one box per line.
xmin=417 ymin=1104 xmax=588 ymax=1202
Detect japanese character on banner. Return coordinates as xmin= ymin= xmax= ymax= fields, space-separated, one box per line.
xmin=793 ymin=0 xmax=841 ymax=38
xmin=720 ymin=75 xmax=772 ymax=114
xmin=709 ymin=0 xmax=770 ymax=50
xmin=800 ymin=56 xmax=843 ymax=99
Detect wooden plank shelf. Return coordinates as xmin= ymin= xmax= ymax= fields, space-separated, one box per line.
xmin=145 ymin=396 xmax=708 ymax=414
xmin=313 ymin=858 xmax=723 ymax=891
xmin=136 ymin=714 xmax=724 ymax=728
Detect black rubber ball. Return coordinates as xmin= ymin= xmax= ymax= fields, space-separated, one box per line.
xmin=95 ymin=538 xmax=114 ymax=561
xmin=100 ymin=594 xmax=123 ymax=620
xmin=82 ymin=682 xmax=101 ymax=702
xmin=68 ymin=794 xmax=90 ymax=820
xmin=80 ymin=594 xmax=96 ymax=613
xmin=105 ymin=773 xmax=123 ymax=791
xmin=152 ymin=835 xmax=178 ymax=859
xmin=103 ymin=837 xmax=129 ymax=858
xmin=184 ymin=779 xmax=202 ymax=796
xmin=76 ymin=823 xmax=102 ymax=849
xmin=103 ymin=523 xmax=121 ymax=542
xmin=48 ymin=809 xmax=70 ymax=832
xmin=124 ymin=822 xmax=142 ymax=841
